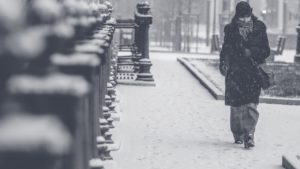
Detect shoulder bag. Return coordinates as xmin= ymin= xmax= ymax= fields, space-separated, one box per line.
xmin=250 ymin=57 xmax=275 ymax=90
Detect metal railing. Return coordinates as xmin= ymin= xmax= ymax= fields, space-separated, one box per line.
xmin=0 ymin=1 xmax=118 ymax=169
xmin=115 ymin=2 xmax=155 ymax=84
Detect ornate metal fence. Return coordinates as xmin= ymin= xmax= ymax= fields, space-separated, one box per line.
xmin=115 ymin=2 xmax=155 ymax=86
xmin=0 ymin=1 xmax=119 ymax=169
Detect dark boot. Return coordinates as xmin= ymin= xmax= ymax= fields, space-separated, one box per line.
xmin=244 ymin=134 xmax=255 ymax=149
xmin=233 ymin=134 xmax=243 ymax=144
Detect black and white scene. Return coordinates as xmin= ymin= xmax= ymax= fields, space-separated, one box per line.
xmin=0 ymin=0 xmax=299 ymax=169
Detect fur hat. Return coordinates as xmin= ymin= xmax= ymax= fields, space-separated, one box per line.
xmin=235 ymin=1 xmax=252 ymax=17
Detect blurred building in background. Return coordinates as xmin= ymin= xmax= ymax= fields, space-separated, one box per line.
xmin=219 ymin=0 xmax=299 ymax=35
xmin=248 ymin=0 xmax=299 ymax=35
xmin=113 ymin=0 xmax=300 ymax=50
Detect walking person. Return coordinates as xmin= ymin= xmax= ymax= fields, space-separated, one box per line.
xmin=219 ymin=1 xmax=270 ymax=149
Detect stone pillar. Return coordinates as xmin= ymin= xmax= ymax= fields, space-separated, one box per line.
xmin=294 ymin=25 xmax=300 ymax=63
xmin=135 ymin=2 xmax=154 ymax=82
xmin=135 ymin=24 xmax=141 ymax=52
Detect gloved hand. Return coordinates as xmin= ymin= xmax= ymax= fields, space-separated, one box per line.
xmin=244 ymin=48 xmax=251 ymax=57
xmin=219 ymin=63 xmax=228 ymax=76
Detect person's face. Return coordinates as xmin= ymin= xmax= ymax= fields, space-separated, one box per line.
xmin=238 ymin=15 xmax=251 ymax=22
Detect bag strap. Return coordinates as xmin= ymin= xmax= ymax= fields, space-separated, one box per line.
xmin=247 ymin=55 xmax=260 ymax=69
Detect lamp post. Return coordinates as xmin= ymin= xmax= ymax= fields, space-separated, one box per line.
xmin=212 ymin=0 xmax=216 ymax=36
xmin=210 ymin=0 xmax=216 ymax=52
xmin=283 ymin=0 xmax=287 ymax=35
xmin=211 ymin=0 xmax=219 ymax=53
xmin=220 ymin=0 xmax=230 ymax=42
xmin=206 ymin=0 xmax=211 ymax=46
xmin=295 ymin=0 xmax=300 ymax=63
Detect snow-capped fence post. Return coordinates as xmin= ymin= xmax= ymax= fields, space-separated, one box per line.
xmin=135 ymin=2 xmax=155 ymax=82
xmin=0 ymin=112 xmax=74 ymax=169
xmin=5 ymin=73 xmax=90 ymax=169
xmin=51 ymin=52 xmax=102 ymax=167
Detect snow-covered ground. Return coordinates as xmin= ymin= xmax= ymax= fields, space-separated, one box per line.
xmin=112 ymin=52 xmax=300 ymax=169
xmin=150 ymin=42 xmax=212 ymax=54
xmin=276 ymin=49 xmax=296 ymax=63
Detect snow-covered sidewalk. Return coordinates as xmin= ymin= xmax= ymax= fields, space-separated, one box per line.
xmin=112 ymin=52 xmax=300 ymax=169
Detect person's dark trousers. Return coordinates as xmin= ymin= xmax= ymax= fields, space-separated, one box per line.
xmin=230 ymin=103 xmax=259 ymax=142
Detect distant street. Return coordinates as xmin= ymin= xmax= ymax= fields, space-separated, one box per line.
xmin=112 ymin=52 xmax=300 ymax=169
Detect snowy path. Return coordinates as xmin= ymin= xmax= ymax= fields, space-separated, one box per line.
xmin=112 ymin=52 xmax=300 ymax=169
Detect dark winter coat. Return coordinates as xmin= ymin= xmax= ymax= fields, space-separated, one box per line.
xmin=219 ymin=15 xmax=270 ymax=107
